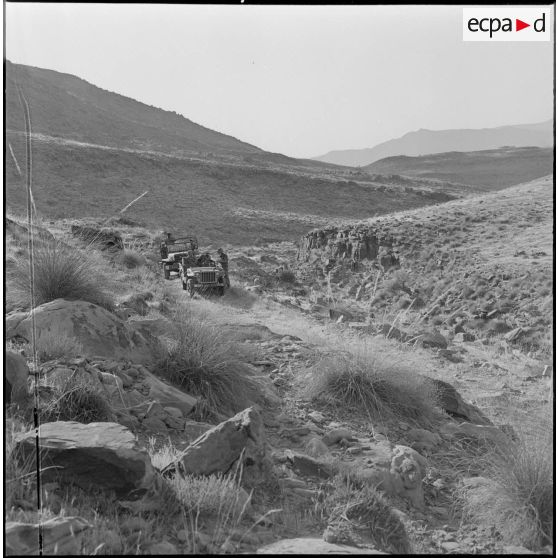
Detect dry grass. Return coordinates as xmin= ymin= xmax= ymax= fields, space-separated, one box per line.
xmin=32 ymin=327 xmax=84 ymax=363
xmin=7 ymin=240 xmax=114 ymax=311
xmin=40 ymin=373 xmax=114 ymax=424
xmin=458 ymin=422 xmax=553 ymax=550
xmin=117 ymin=248 xmax=146 ymax=269
xmin=157 ymin=309 xmax=263 ymax=421
xmin=301 ymin=344 xmax=439 ymax=426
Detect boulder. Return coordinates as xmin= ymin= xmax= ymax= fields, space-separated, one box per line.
xmin=141 ymin=369 xmax=197 ymax=417
xmin=162 ymin=407 xmax=265 ymax=477
xmin=5 ymin=351 xmax=29 ymax=404
xmin=257 ymin=538 xmax=384 ymax=554
xmin=424 ymin=378 xmax=492 ymax=425
xmin=5 ymin=300 xmax=163 ymax=365
xmin=418 ymin=330 xmax=448 ymax=349
xmin=6 ymin=516 xmax=91 ymax=556
xmin=288 ymin=452 xmax=333 ymax=479
xmin=329 ymin=308 xmax=354 ymax=322
xmin=14 ymin=422 xmax=155 ymax=497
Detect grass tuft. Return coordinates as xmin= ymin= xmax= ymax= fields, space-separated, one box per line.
xmin=458 ymin=427 xmax=553 ymax=550
xmin=8 ymin=240 xmax=114 ymax=311
xmin=157 ymin=311 xmax=262 ymax=421
xmin=41 ymin=373 xmax=114 ymax=424
xmin=302 ymin=346 xmax=438 ymax=425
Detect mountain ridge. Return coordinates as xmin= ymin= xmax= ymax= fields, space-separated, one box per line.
xmin=313 ymin=119 xmax=553 ymax=167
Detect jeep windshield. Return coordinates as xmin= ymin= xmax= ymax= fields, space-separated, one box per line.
xmin=168 ymin=243 xmax=191 ymax=253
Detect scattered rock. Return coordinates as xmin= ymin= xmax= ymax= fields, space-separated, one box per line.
xmin=405 ymin=428 xmax=442 ymax=453
xmin=288 ymin=452 xmax=333 ymax=479
xmin=308 ymin=410 xmax=326 ymax=424
xmin=378 ymin=323 xmax=408 ymax=342
xmin=323 ymin=428 xmax=355 ymax=446
xmin=14 ymin=421 xmax=155 ymax=497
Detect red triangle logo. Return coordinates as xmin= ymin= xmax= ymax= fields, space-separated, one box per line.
xmin=516 ymin=19 xmax=530 ymax=31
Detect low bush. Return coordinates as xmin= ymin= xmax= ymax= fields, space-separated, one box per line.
xmin=302 ymin=346 xmax=438 ymax=425
xmin=459 ymin=428 xmax=553 ymax=550
xmin=117 ymin=249 xmax=145 ymax=269
xmin=8 ymin=240 xmax=113 ymax=311
xmin=41 ymin=374 xmax=113 ymax=424
xmin=157 ymin=312 xmax=262 ymax=421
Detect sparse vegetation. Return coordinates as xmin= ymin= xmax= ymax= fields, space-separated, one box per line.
xmin=117 ymin=248 xmax=146 ymax=269
xmin=459 ymin=427 xmax=553 ymax=550
xmin=7 ymin=240 xmax=114 ymax=311
xmin=157 ymin=310 xmax=262 ymax=421
xmin=302 ymin=344 xmax=439 ymax=425
xmin=33 ymin=328 xmax=84 ymax=363
xmin=41 ymin=373 xmax=114 ymax=424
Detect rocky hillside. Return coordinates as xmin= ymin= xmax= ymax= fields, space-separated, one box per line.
xmin=5 ymin=193 xmax=552 ymax=555
xmin=290 ymin=175 xmax=553 ymax=358
xmin=313 ymin=120 xmax=553 ymax=167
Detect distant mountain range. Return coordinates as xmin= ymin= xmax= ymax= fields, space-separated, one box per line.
xmin=313 ymin=120 xmax=553 ymax=167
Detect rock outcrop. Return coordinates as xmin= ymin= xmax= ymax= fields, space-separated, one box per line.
xmin=5 ymin=299 xmax=163 ymax=365
xmin=14 ymin=421 xmax=155 ymax=497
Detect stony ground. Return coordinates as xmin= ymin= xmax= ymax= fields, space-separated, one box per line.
xmin=4 ymin=177 xmax=553 ymax=555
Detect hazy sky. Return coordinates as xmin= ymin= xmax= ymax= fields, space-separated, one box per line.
xmin=5 ymin=3 xmax=555 ymax=158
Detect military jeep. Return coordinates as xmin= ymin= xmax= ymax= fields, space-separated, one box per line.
xmin=160 ymin=237 xmax=198 ymax=280
xmin=179 ymin=254 xmax=227 ymax=298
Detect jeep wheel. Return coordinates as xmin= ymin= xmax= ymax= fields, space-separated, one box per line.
xmin=164 ymin=267 xmax=170 ymax=280
xmin=187 ymin=280 xmax=195 ymax=298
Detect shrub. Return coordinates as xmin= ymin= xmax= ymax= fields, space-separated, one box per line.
xmin=459 ymin=429 xmax=553 ymax=550
xmin=8 ymin=240 xmax=113 ymax=311
xmin=302 ymin=347 xmax=438 ymax=425
xmin=117 ymin=249 xmax=145 ymax=269
xmin=157 ymin=313 xmax=262 ymax=421
xmin=277 ymin=269 xmax=296 ymax=284
xmin=41 ymin=374 xmax=113 ymax=424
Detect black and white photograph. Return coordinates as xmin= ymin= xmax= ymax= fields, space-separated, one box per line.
xmin=4 ymin=3 xmax=554 ymax=555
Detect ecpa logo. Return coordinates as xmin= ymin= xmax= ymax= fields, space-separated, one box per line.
xmin=463 ymin=7 xmax=551 ymax=41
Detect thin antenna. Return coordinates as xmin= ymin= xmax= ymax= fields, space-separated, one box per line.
xmin=16 ymin=83 xmax=43 ymax=555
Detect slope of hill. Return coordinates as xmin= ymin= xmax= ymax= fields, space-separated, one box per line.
xmin=313 ymin=120 xmax=553 ymax=167
xmin=6 ymin=61 xmax=471 ymax=245
xmin=364 ymin=147 xmax=553 ymax=190
xmin=290 ymin=175 xmax=553 ymax=354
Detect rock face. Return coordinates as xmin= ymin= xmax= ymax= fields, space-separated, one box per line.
xmin=14 ymin=421 xmax=155 ymax=496
xmin=257 ymin=538 xmax=385 ymax=554
xmin=6 ymin=516 xmax=91 ymax=555
xmin=5 ymin=351 xmax=29 ymax=404
xmin=163 ymin=407 xmax=266 ymax=478
xmin=5 ymin=299 xmax=163 ymax=365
